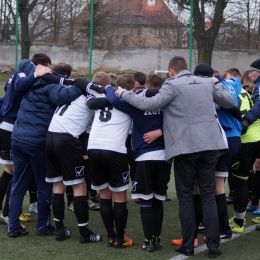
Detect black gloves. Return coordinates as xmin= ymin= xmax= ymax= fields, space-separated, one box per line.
xmin=241 ymin=118 xmax=250 ymax=135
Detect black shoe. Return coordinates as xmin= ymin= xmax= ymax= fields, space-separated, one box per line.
xmin=220 ymin=231 xmax=231 ymax=239
xmin=256 ymin=225 xmax=260 ymax=231
xmin=88 ymin=199 xmax=100 ymax=211
xmin=153 ymin=235 xmax=162 ymax=250
xmin=108 ymin=231 xmax=116 ymax=247
xmin=175 ymin=246 xmax=194 ymax=256
xmin=226 ymin=196 xmax=234 ymax=204
xmin=8 ymin=227 xmax=29 ymax=237
xmin=90 ymin=193 xmax=100 ymax=203
xmin=208 ymin=248 xmax=222 ymax=258
xmin=35 ymin=226 xmax=56 ymax=236
xmin=198 ymin=222 xmax=205 ymax=234
xmin=55 ymin=227 xmax=71 ymax=241
xmin=79 ymin=230 xmax=102 ymax=243
xmin=142 ymin=239 xmax=154 ymax=252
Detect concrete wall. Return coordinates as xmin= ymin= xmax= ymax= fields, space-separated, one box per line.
xmin=0 ymin=44 xmax=259 ymax=76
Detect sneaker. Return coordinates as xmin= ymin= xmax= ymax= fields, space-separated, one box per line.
xmin=114 ymin=235 xmax=134 ymax=248
xmin=90 ymin=193 xmax=100 ymax=203
xmin=80 ymin=230 xmax=102 ymax=243
xmin=165 ymin=192 xmax=171 ymax=201
xmin=198 ymin=222 xmax=205 ymax=233
xmin=152 ymin=235 xmax=162 ymax=250
xmin=0 ymin=214 xmax=8 ymax=225
xmin=8 ymin=227 xmax=29 ymax=237
xmin=35 ymin=226 xmax=56 ymax=236
xmin=226 ymin=196 xmax=234 ymax=204
xmin=220 ymin=231 xmax=231 ymax=239
xmin=142 ymin=239 xmax=154 ymax=252
xmin=67 ymin=202 xmax=74 ymax=212
xmin=231 ymin=223 xmax=245 ymax=234
xmin=246 ymin=204 xmax=258 ymax=212
xmin=253 ymin=207 xmax=260 ymax=215
xmin=172 ymin=238 xmax=198 ymax=248
xmin=56 ymin=227 xmax=71 ymax=241
xmin=19 ymin=213 xmax=32 ymax=222
xmin=252 ymin=217 xmax=260 ymax=224
xmin=88 ymin=199 xmax=100 ymax=211
xmin=29 ymin=202 xmax=38 ymax=214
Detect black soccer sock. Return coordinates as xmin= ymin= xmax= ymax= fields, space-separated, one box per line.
xmin=100 ymin=198 xmax=114 ymax=238
xmin=113 ymin=202 xmax=128 ymax=242
xmin=0 ymin=171 xmax=12 ymax=210
xmin=74 ymin=195 xmax=90 ymax=236
xmin=152 ymin=198 xmax=163 ymax=237
xmin=193 ymin=194 xmax=203 ymax=238
xmin=66 ymin=186 xmax=74 ymax=205
xmin=140 ymin=204 xmax=153 ymax=240
xmin=28 ymin=175 xmax=37 ymax=204
xmin=228 ymin=171 xmax=235 ymax=198
xmin=233 ymin=177 xmax=248 ymax=227
xmin=3 ymin=178 xmax=12 ymax=217
xmin=52 ymin=193 xmax=65 ymax=230
xmin=251 ymin=171 xmax=260 ymax=206
xmin=215 ymin=193 xmax=226 ymax=228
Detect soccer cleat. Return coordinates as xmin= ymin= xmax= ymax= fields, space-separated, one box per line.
xmin=67 ymin=202 xmax=74 ymax=212
xmin=153 ymin=235 xmax=162 ymax=250
xmin=252 ymin=217 xmax=260 ymax=224
xmin=19 ymin=213 xmax=32 ymax=222
xmin=35 ymin=226 xmax=56 ymax=236
xmin=114 ymin=235 xmax=134 ymax=248
xmin=229 ymin=217 xmax=246 ymax=227
xmin=246 ymin=204 xmax=258 ymax=212
xmin=0 ymin=214 xmax=8 ymax=225
xmin=231 ymin=223 xmax=245 ymax=234
xmin=220 ymin=231 xmax=231 ymax=239
xmin=90 ymin=193 xmax=100 ymax=203
xmin=108 ymin=231 xmax=116 ymax=247
xmin=56 ymin=227 xmax=71 ymax=241
xmin=8 ymin=227 xmax=29 ymax=237
xmin=79 ymin=230 xmax=102 ymax=243
xmin=142 ymin=239 xmax=154 ymax=252
xmin=253 ymin=207 xmax=260 ymax=215
xmin=226 ymin=196 xmax=234 ymax=204
xmin=29 ymin=202 xmax=38 ymax=214
xmin=171 ymin=238 xmax=198 ymax=248
xmin=208 ymin=248 xmax=222 ymax=258
xmin=88 ymin=199 xmax=100 ymax=211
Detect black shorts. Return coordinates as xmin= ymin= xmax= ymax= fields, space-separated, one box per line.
xmin=88 ymin=149 xmax=129 ymax=192
xmin=215 ymin=152 xmax=228 ymax=177
xmin=131 ymin=160 xmax=171 ymax=201
xmin=79 ymin=132 xmax=89 ymax=156
xmin=0 ymin=128 xmax=13 ymax=164
xmin=45 ymin=132 xmax=85 ymax=185
xmin=232 ymin=141 xmax=260 ymax=178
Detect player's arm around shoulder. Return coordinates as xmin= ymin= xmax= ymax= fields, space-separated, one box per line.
xmin=211 ymin=77 xmax=234 ymax=109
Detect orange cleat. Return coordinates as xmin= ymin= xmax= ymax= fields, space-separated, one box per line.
xmin=171 ymin=238 xmax=198 ymax=248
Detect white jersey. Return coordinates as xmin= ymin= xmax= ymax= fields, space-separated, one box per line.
xmin=88 ymin=97 xmax=131 ymax=154
xmin=48 ymin=95 xmax=94 ymax=138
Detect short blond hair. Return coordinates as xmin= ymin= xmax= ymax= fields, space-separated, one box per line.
xmin=92 ymin=71 xmax=111 ymax=87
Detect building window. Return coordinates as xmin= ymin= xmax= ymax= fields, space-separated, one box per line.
xmin=154 ymin=28 xmax=160 ymax=37
xmin=147 ymin=0 xmax=156 ymax=6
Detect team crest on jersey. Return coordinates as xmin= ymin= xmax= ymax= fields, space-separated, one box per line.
xmin=132 ymin=181 xmax=138 ymax=192
xmin=75 ymin=166 xmax=85 ymax=177
xmin=122 ymin=171 xmax=129 ymax=183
